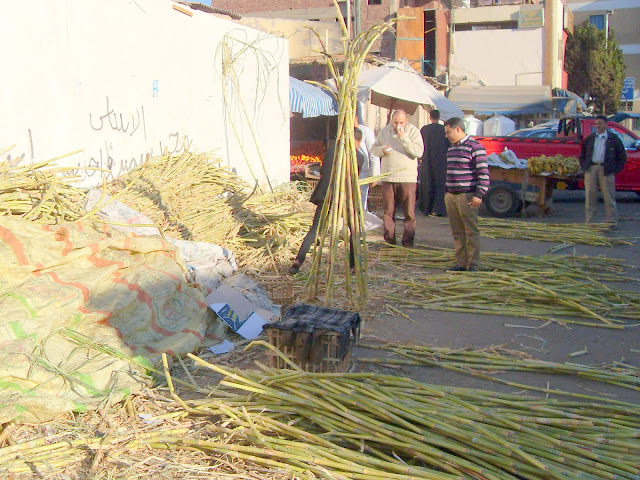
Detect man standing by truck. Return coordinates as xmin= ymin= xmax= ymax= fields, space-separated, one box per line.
xmin=443 ymin=117 xmax=490 ymax=272
xmin=579 ymin=115 xmax=627 ymax=225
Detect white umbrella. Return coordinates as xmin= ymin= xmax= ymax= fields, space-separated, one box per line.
xmin=356 ymin=61 xmax=463 ymax=119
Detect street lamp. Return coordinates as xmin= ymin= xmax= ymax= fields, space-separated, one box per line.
xmin=604 ymin=10 xmax=613 ymax=49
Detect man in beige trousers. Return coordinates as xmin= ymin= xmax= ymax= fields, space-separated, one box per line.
xmin=579 ymin=115 xmax=627 ymax=225
xmin=371 ymin=110 xmax=424 ymax=247
xmin=443 ymin=117 xmax=490 ymax=272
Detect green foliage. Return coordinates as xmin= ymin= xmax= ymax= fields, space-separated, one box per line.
xmin=565 ymin=21 xmax=626 ymax=114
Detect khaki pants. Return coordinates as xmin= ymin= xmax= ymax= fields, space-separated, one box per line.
xmin=584 ymin=165 xmax=617 ymax=224
xmin=445 ymin=192 xmax=480 ymax=269
xmin=382 ymin=182 xmax=416 ymax=246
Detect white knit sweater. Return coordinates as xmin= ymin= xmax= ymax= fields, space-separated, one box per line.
xmin=370 ymin=123 xmax=424 ymax=183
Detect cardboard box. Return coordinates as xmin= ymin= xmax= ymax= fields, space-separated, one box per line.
xmin=206 ymin=285 xmax=275 ymax=339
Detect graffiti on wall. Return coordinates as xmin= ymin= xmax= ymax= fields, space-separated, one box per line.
xmin=84 ymin=97 xmax=192 ymax=180
xmin=2 ymin=96 xmax=194 ymax=184
xmin=89 ymin=96 xmax=147 ymax=140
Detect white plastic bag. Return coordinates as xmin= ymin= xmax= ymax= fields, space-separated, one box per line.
xmin=364 ymin=211 xmax=383 ymax=231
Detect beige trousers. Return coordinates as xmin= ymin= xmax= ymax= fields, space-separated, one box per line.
xmin=445 ymin=192 xmax=480 ymax=269
xmin=584 ymin=165 xmax=617 ymax=224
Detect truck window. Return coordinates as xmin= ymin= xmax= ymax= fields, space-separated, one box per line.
xmin=589 ymin=126 xmax=636 ymax=149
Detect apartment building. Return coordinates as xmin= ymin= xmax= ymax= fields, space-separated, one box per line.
xmin=565 ymin=0 xmax=640 ymax=113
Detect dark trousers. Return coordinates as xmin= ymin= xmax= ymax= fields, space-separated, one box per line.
xmin=382 ymin=182 xmax=417 ymax=246
xmin=418 ymin=158 xmax=447 ymax=216
xmin=295 ymin=202 xmax=355 ymax=267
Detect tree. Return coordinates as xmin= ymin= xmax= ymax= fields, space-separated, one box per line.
xmin=565 ymin=21 xmax=626 ymax=114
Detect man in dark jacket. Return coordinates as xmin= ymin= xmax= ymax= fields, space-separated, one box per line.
xmin=579 ymin=116 xmax=627 ymax=224
xmin=419 ymin=109 xmax=449 ymax=217
xmin=288 ymin=129 xmax=364 ymax=275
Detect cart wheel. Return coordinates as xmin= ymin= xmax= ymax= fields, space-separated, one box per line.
xmin=485 ymin=184 xmax=522 ymax=217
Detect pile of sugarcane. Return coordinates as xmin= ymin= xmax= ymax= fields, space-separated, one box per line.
xmin=358 ymin=342 xmax=640 ymax=395
xmin=372 ymin=244 xmax=635 ymax=283
xmin=104 ymin=152 xmax=316 ymax=270
xmin=479 ymin=217 xmax=632 ymax=246
xmin=155 ymin=354 xmax=640 ymax=480
xmin=0 ymin=151 xmax=315 ymax=272
xmin=236 ymin=183 xmax=315 ymax=269
xmin=3 ymin=334 xmax=640 ymax=480
xmin=0 ymin=154 xmax=90 ymax=223
xmin=104 ymin=151 xmax=248 ymax=247
xmin=4 ymin=352 xmax=639 ymax=480
xmin=385 ymin=270 xmax=640 ymax=328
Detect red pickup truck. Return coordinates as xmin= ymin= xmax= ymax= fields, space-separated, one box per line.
xmin=474 ymin=117 xmax=640 ymax=216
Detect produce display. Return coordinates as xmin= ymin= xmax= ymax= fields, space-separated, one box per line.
xmin=527 ymin=154 xmax=580 ymax=175
xmin=289 ymin=141 xmax=326 ymax=172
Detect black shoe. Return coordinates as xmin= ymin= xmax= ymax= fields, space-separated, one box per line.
xmin=385 ymin=238 xmax=397 ymax=245
xmin=402 ymin=241 xmax=414 ymax=248
xmin=288 ymin=261 xmax=301 ymax=275
xmin=447 ymin=265 xmax=467 ymax=272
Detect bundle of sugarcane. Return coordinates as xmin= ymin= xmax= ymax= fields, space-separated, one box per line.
xmin=479 ymin=217 xmax=632 ymax=246
xmin=385 ymin=270 xmax=640 ymax=327
xmin=305 ymin=2 xmax=397 ymax=307
xmin=0 ymin=152 xmax=91 ymax=223
xmin=358 ymin=342 xmax=640 ymax=394
xmin=105 ymin=151 xmax=247 ymax=248
xmin=372 ymin=244 xmax=635 ymax=283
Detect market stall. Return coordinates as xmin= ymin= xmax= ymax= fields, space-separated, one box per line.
xmin=289 ymin=76 xmax=337 ymax=176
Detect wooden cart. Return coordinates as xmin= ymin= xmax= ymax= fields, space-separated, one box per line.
xmin=487 ymin=166 xmax=571 ymax=216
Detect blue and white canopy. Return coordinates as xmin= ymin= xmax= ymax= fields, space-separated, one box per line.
xmin=289 ymin=76 xmax=338 ymax=118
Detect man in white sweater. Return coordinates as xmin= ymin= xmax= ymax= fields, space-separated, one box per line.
xmin=371 ymin=109 xmax=424 ymax=247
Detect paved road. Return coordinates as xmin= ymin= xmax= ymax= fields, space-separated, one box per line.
xmin=356 ymin=190 xmax=640 ymax=404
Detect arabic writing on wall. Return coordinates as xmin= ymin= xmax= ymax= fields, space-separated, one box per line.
xmin=84 ymin=97 xmax=190 ymax=180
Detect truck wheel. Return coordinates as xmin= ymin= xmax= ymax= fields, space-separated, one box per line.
xmin=485 ymin=185 xmax=522 ymax=217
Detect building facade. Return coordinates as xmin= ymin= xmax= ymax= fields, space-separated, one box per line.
xmin=214 ymin=0 xmax=404 ymax=58
xmin=565 ymin=0 xmax=640 ymax=113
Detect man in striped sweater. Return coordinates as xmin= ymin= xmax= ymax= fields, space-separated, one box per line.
xmin=443 ymin=117 xmax=490 ymax=272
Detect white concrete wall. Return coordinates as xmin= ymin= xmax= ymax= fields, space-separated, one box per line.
xmin=451 ymin=29 xmax=545 ymax=86
xmin=0 ymin=0 xmax=289 ymax=188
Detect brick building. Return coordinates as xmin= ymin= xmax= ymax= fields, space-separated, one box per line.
xmin=213 ymin=0 xmax=450 ymax=61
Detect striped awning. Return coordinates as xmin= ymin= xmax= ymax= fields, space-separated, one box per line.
xmin=289 ymin=76 xmax=338 ymax=118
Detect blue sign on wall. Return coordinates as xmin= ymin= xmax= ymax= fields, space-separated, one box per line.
xmin=621 ymin=77 xmax=635 ymax=101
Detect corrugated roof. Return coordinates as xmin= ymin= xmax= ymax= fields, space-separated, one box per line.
xmin=447 ymin=85 xmax=553 ymax=115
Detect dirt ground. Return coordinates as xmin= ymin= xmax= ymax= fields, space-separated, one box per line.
xmin=352 ymin=190 xmax=640 ymax=404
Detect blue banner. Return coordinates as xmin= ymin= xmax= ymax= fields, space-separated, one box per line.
xmin=621 ymin=77 xmax=635 ymax=101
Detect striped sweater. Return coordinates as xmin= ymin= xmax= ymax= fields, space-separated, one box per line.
xmin=446 ymin=135 xmax=490 ymax=199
